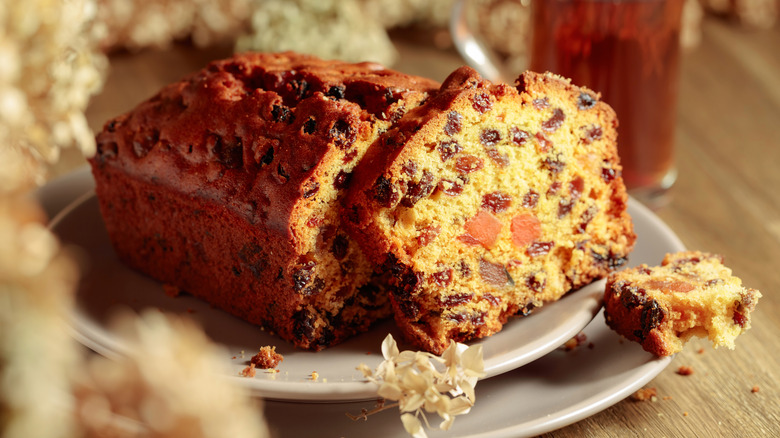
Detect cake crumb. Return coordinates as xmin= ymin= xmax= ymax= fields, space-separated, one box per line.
xmin=250 ymin=346 xmax=284 ymax=369
xmin=632 ymin=387 xmax=658 ymax=402
xmin=676 ymin=365 xmax=694 ymax=376
xmin=751 ymin=385 xmax=760 ymax=393
xmin=683 ymin=411 xmax=689 ymax=417
xmin=239 ymin=363 xmax=256 ymax=378
xmin=563 ymin=333 xmax=588 ymax=351
xmin=162 ymin=284 xmax=182 ymax=297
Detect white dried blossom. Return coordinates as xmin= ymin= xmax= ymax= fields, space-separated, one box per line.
xmin=95 ymin=0 xmax=253 ymax=51
xmin=0 ymin=0 xmax=106 ymax=194
xmin=236 ymin=0 xmax=398 ymax=65
xmin=361 ymin=0 xmax=456 ymax=29
xmin=0 ymin=197 xmax=81 ymax=438
xmin=358 ymin=334 xmax=485 ymax=437
xmin=74 ymin=310 xmax=270 ymax=438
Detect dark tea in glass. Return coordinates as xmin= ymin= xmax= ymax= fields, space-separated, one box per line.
xmin=529 ymin=0 xmax=684 ymax=200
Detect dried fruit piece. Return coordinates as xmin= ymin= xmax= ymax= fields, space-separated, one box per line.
xmin=527 ymin=241 xmax=554 ymax=257
xmin=401 ymin=161 xmax=418 ymax=177
xmin=441 ymin=292 xmax=473 ymax=307
xmin=444 ymin=111 xmax=463 ymax=135
xmin=302 ymin=181 xmax=319 ymax=198
xmin=485 ymin=147 xmax=509 ymax=167
xmin=331 ymin=234 xmax=349 ymax=260
xmin=510 ymin=214 xmax=542 ymax=248
xmin=431 ymin=267 xmax=453 ymax=287
xmin=511 ymin=127 xmax=531 ymax=146
xmin=522 ymin=190 xmax=539 ymax=209
xmin=333 ymin=170 xmax=352 ymax=190
xmin=577 ymin=92 xmax=597 ymax=110
xmin=460 ymin=210 xmax=502 ymax=248
xmin=454 ymin=155 xmax=485 ymax=174
xmin=582 ymin=125 xmax=603 ymax=144
xmin=417 ymin=225 xmax=441 ymax=247
xmin=303 ymin=117 xmax=317 ymax=134
xmin=601 ymin=166 xmax=618 ymax=183
xmin=329 ymin=119 xmax=357 ymax=150
xmin=438 ymin=140 xmax=462 ymax=162
xmin=401 ymin=170 xmax=436 ymax=207
xmin=542 ymin=108 xmax=565 ymax=132
xmin=535 ymin=132 xmax=552 ymax=152
xmin=479 ymin=129 xmax=501 ymax=146
xmin=438 ymin=177 xmax=466 ymax=196
xmin=481 ymin=191 xmax=512 ymax=213
xmin=472 ymin=92 xmax=492 ymax=113
xmin=479 ymin=259 xmax=511 ymax=287
xmin=372 ymin=175 xmax=399 ymax=207
xmin=532 ymin=97 xmax=550 ymax=109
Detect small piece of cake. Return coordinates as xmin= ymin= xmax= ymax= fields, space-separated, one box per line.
xmin=344 ymin=67 xmax=635 ymax=354
xmin=604 ymin=251 xmax=761 ymax=356
xmin=250 ymin=346 xmax=284 ymax=369
xmin=89 ymin=52 xmax=439 ymax=350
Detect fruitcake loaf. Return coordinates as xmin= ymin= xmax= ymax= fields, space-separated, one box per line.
xmin=343 ymin=67 xmax=636 ymax=354
xmin=89 ymin=52 xmax=439 ymax=350
xmin=604 ymin=251 xmax=761 ymax=356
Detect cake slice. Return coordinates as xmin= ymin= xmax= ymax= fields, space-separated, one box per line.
xmin=89 ymin=52 xmax=439 ymax=350
xmin=343 ymin=67 xmax=636 ymax=354
xmin=604 ymin=251 xmax=761 ymax=356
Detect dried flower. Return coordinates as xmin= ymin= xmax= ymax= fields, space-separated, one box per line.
xmin=0 ymin=0 xmax=106 ymax=194
xmin=0 ymin=197 xmax=80 ymax=438
xmin=357 ymin=334 xmax=484 ymax=437
xmin=94 ymin=0 xmax=253 ymax=51
xmin=74 ymin=311 xmax=270 ymax=437
xmin=236 ymin=0 xmax=397 ymax=65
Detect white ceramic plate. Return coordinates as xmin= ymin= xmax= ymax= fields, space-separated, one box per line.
xmin=50 ymin=167 xmax=604 ymax=401
xmin=44 ymin=167 xmax=685 ymax=436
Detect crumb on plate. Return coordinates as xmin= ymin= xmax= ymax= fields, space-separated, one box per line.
xmin=251 ymin=346 xmax=284 ymax=369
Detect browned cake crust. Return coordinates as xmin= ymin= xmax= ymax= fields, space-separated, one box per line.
xmin=89 ymin=52 xmax=439 ymax=350
xmin=343 ymin=67 xmax=635 ymax=354
xmin=604 ymin=251 xmax=761 ymax=357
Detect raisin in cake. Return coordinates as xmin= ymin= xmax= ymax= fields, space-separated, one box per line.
xmin=604 ymin=251 xmax=761 ymax=356
xmin=89 ymin=52 xmax=439 ymax=350
xmin=343 ymin=67 xmax=636 ymax=354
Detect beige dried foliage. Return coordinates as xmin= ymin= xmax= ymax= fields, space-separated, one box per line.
xmin=74 ymin=311 xmax=270 ymax=438
xmin=357 ymin=334 xmax=485 ymax=438
xmin=95 ymin=0 xmax=253 ymax=51
xmin=0 ymin=0 xmax=106 ymax=194
xmin=236 ymin=0 xmax=398 ymax=65
xmin=361 ymin=0 xmax=456 ymax=29
xmin=0 ymin=196 xmax=81 ymax=438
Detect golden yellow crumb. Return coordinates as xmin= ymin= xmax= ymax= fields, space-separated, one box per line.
xmin=239 ymin=363 xmax=256 ymax=378
xmin=676 ymin=365 xmax=694 ymax=376
xmin=632 ymin=387 xmax=658 ymax=402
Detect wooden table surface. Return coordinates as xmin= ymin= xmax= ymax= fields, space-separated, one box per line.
xmin=71 ymin=15 xmax=779 ymax=438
